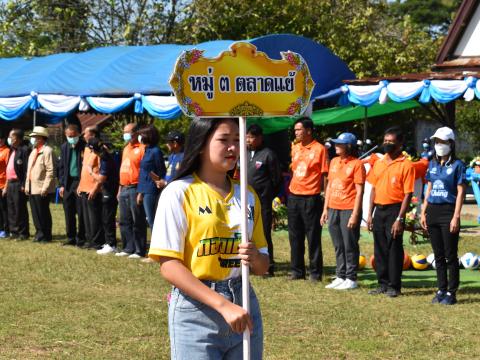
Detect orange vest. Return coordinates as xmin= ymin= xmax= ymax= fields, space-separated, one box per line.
xmin=78 ymin=147 xmax=100 ymax=193
xmin=119 ymin=143 xmax=145 ymax=186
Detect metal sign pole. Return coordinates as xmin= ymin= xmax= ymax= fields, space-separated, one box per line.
xmin=239 ymin=115 xmax=250 ymax=360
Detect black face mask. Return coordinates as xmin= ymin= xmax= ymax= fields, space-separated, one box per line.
xmin=382 ymin=143 xmax=396 ymax=154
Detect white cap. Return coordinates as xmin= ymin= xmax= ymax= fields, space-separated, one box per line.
xmin=431 ymin=127 xmax=455 ymax=141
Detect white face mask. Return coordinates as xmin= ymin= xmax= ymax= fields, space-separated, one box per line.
xmin=435 ymin=143 xmax=451 ymax=157
xmin=137 ymin=135 xmax=142 ymax=144
xmin=7 ymin=138 xmax=12 ymax=146
xmin=30 ymin=137 xmax=37 ymax=147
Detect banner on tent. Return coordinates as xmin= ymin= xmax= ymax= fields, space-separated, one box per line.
xmin=169 ymin=42 xmax=315 ymax=117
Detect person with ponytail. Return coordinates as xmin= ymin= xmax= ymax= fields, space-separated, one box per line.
xmin=421 ymin=127 xmax=467 ymax=305
xmin=148 ymin=117 xmax=269 ymax=359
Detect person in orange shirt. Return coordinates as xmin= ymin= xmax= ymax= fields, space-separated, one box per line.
xmin=0 ymin=132 xmax=9 ymax=238
xmin=321 ymin=133 xmax=365 ymax=290
xmin=366 ymin=127 xmax=415 ymax=298
xmin=288 ymin=117 xmax=329 ymax=281
xmin=115 ymin=123 xmax=147 ymax=259
xmin=77 ymin=126 xmax=104 ymax=249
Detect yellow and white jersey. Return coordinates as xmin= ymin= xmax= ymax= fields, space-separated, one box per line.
xmin=148 ymin=173 xmax=268 ymax=281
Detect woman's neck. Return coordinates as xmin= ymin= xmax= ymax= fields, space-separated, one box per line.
xmin=196 ymin=166 xmax=230 ymax=195
xmin=439 ymin=155 xmax=450 ymax=165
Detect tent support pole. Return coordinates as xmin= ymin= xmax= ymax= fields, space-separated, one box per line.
xmin=33 ymin=109 xmax=37 ymax=128
xmin=363 ymin=107 xmax=368 ymax=141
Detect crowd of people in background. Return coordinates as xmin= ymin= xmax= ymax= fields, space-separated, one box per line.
xmin=0 ymin=123 xmax=185 ymax=264
xmin=0 ymin=117 xmax=467 ymax=306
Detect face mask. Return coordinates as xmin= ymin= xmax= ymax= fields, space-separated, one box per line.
xmin=7 ymin=138 xmax=12 ymax=146
xmin=67 ymin=136 xmax=79 ymax=145
xmin=137 ymin=135 xmax=142 ymax=144
xmin=435 ymin=143 xmax=451 ymax=157
xmin=382 ymin=143 xmax=396 ymax=154
xmin=123 ymin=133 xmax=132 ymax=142
xmin=30 ymin=137 xmax=37 ymax=147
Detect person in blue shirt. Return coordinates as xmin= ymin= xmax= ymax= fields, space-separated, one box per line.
xmin=164 ymin=130 xmax=185 ymax=183
xmin=86 ymin=138 xmax=119 ymax=255
xmin=421 ymin=127 xmax=466 ymax=306
xmin=136 ymin=125 xmax=166 ymax=230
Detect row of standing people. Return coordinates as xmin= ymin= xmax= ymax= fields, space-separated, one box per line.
xmin=59 ymin=123 xmax=184 ymax=260
xmin=0 ymin=123 xmax=185 ymax=261
xmin=289 ymin=118 xmax=465 ymax=305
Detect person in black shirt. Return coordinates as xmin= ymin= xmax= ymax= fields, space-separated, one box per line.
xmin=5 ymin=129 xmax=30 ymax=240
xmin=87 ymin=138 xmax=119 ymax=255
xmin=246 ymin=124 xmax=282 ymax=276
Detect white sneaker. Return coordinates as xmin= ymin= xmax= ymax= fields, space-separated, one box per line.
xmin=325 ymin=277 xmax=345 ymax=289
xmin=335 ymin=279 xmax=358 ymax=290
xmin=128 ymin=253 xmax=141 ymax=259
xmin=97 ymin=244 xmax=117 ymax=255
xmin=115 ymin=251 xmax=131 ymax=257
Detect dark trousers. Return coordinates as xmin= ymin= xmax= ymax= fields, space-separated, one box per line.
xmin=372 ymin=203 xmax=404 ymax=291
xmin=63 ymin=178 xmax=85 ymax=244
xmin=287 ymin=194 xmax=323 ymax=279
xmin=80 ymin=192 xmax=104 ymax=247
xmin=30 ymin=194 xmax=52 ymax=241
xmin=328 ymin=208 xmax=360 ymax=281
xmin=426 ymin=203 xmax=459 ymax=294
xmin=6 ymin=181 xmax=29 ymax=237
xmin=143 ymin=192 xmax=159 ymax=230
xmin=0 ymin=193 xmax=8 ymax=232
xmin=260 ymin=197 xmax=275 ymax=271
xmin=102 ymin=194 xmax=118 ymax=247
xmin=119 ymin=186 xmax=147 ymax=256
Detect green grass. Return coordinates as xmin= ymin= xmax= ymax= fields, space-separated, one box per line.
xmin=1 ymin=204 xmax=480 ymax=359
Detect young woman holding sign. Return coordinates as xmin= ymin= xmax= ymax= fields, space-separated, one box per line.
xmin=148 ymin=117 xmax=269 ymax=359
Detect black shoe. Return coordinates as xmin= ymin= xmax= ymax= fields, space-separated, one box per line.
xmin=368 ymin=287 xmax=387 ymax=295
xmin=385 ymin=288 xmax=401 ymax=298
xmin=18 ymin=235 xmax=29 ymax=241
xmin=432 ymin=290 xmax=447 ymax=304
xmin=440 ymin=292 xmax=457 ymax=305
xmin=309 ymin=275 xmax=322 ymax=283
xmin=268 ymin=264 xmax=275 ymax=277
xmin=9 ymin=233 xmax=18 ymax=239
xmin=62 ymin=239 xmax=77 ymax=246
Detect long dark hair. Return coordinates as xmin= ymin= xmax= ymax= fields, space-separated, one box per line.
xmin=173 ymin=117 xmax=238 ymax=181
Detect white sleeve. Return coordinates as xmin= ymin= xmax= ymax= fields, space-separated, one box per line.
xmin=149 ymin=182 xmax=188 ymax=261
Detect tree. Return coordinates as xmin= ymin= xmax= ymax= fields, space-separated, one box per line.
xmin=0 ymin=0 xmax=90 ymax=56
xmin=180 ymin=0 xmax=439 ymax=78
xmin=388 ymin=0 xmax=462 ymax=35
xmin=85 ymin=0 xmax=188 ymax=46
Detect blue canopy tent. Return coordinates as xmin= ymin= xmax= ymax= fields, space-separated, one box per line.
xmin=0 ymin=34 xmax=355 ymax=123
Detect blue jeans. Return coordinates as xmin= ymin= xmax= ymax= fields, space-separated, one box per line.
xmin=142 ymin=192 xmax=159 ymax=229
xmin=169 ymin=277 xmax=263 ymax=360
xmin=119 ymin=186 xmax=147 ymax=256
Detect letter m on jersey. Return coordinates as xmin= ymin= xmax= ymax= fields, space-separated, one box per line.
xmin=198 ymin=205 xmax=212 ymax=215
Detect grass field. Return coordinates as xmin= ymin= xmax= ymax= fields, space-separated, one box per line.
xmin=1 ymin=204 xmax=480 ymax=359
